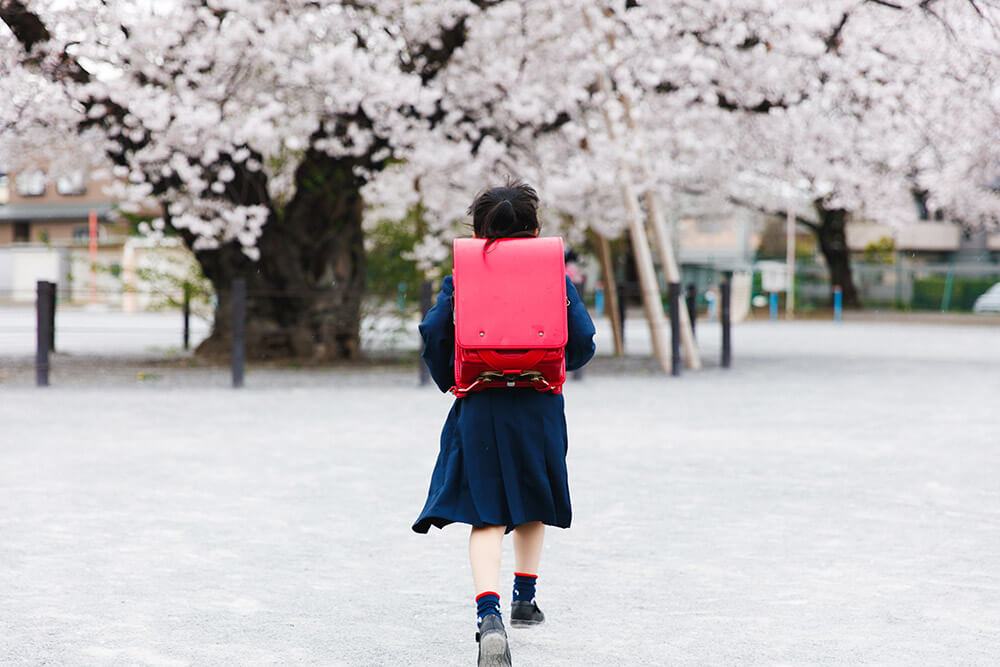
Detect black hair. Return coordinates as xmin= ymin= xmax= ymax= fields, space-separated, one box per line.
xmin=468 ymin=178 xmax=540 ymax=248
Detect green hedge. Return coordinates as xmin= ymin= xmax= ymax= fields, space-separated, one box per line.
xmin=912 ymin=275 xmax=997 ymax=311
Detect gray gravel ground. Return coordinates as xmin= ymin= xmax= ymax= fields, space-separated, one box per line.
xmin=1 ymin=317 xmax=999 ymax=665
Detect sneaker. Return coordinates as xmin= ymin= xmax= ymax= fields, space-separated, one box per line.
xmin=509 ymin=600 xmax=545 ymax=627
xmin=476 ymin=614 xmax=512 ymax=667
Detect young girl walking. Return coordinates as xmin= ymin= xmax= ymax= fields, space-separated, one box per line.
xmin=412 ymin=180 xmax=596 ymax=666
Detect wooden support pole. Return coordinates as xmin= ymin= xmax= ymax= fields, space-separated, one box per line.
xmin=584 ymin=7 xmax=671 ymax=372
xmin=641 ymin=189 xmax=702 ymax=370
xmin=584 ymin=7 xmax=701 ymax=370
xmin=619 ymin=174 xmax=672 ymax=373
xmin=594 ymin=233 xmax=624 ymax=357
xmin=616 ymin=85 xmax=701 ymax=370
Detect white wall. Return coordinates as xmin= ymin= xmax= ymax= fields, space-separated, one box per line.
xmin=0 ymin=248 xmax=13 ymax=297
xmin=897 ymin=222 xmax=961 ymax=251
xmin=847 ymin=221 xmax=962 ymax=252
xmin=7 ymin=246 xmax=66 ymax=302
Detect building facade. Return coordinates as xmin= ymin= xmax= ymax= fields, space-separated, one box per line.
xmin=0 ymin=165 xmax=126 ymax=245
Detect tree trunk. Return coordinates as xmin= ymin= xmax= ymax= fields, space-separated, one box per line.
xmin=194 ymin=150 xmax=365 ymax=361
xmin=814 ymin=204 xmax=861 ymax=308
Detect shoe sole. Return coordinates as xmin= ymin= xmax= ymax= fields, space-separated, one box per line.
xmin=478 ymin=632 xmax=511 ymax=667
xmin=509 ymin=618 xmax=544 ymax=628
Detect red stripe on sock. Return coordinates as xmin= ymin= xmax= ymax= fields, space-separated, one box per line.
xmin=475 ymin=591 xmax=500 ymax=602
xmin=514 ymin=572 xmax=537 ymax=579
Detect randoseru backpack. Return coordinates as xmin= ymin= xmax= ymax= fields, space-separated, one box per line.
xmin=451 ymin=237 xmax=567 ymax=397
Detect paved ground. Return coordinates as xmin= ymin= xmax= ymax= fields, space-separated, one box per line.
xmin=1 ymin=312 xmax=999 ymax=665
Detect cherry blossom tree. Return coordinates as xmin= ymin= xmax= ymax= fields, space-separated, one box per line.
xmin=1 ymin=0 xmax=484 ymax=360
xmin=727 ymin=1 xmax=1000 ymax=306
xmin=3 ymin=0 xmax=997 ymax=360
xmin=368 ymin=1 xmax=1000 ymax=311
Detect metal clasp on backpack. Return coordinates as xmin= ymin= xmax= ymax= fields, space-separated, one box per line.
xmin=456 ymin=370 xmax=552 ymax=394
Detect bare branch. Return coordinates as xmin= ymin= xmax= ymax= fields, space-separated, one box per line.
xmin=728 ymin=195 xmax=819 ymax=231
xmin=867 ymin=0 xmax=905 ymax=9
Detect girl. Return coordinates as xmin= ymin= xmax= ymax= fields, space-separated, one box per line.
xmin=412 ymin=180 xmax=596 ymax=666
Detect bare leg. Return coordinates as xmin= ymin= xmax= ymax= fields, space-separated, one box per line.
xmin=469 ymin=524 xmax=506 ymax=595
xmin=512 ymin=521 xmax=545 ymax=575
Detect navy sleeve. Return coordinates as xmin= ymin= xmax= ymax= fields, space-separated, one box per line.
xmin=565 ymin=276 xmax=596 ymax=371
xmin=418 ymin=276 xmax=456 ymax=393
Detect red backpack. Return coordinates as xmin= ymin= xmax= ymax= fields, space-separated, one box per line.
xmin=451 ymin=237 xmax=568 ymax=397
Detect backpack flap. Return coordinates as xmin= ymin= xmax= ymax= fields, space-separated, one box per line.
xmin=453 ymin=237 xmax=568 ymax=351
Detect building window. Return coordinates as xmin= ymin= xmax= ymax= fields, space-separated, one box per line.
xmin=73 ymin=226 xmax=89 ymax=241
xmin=16 ymin=169 xmax=46 ymax=197
xmin=14 ymin=221 xmax=30 ymax=243
xmin=57 ymin=169 xmax=88 ymax=196
xmin=0 ymin=173 xmax=9 ymax=204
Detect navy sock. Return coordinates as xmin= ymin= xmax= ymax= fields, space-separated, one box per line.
xmin=476 ymin=591 xmax=501 ymax=626
xmin=513 ymin=572 xmax=537 ymax=603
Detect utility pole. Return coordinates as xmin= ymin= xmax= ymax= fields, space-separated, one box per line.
xmin=786 ymin=206 xmax=796 ymax=318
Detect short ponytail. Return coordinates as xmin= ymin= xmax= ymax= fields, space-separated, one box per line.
xmin=482 ymin=199 xmax=517 ymax=238
xmin=469 ymin=179 xmax=540 ymax=247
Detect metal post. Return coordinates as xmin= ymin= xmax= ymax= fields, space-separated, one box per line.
xmin=36 ymin=281 xmax=53 ymax=387
xmin=668 ymin=282 xmax=682 ymax=376
xmin=786 ymin=206 xmax=796 ymax=319
xmin=941 ymin=266 xmax=955 ymax=312
xmin=182 ymin=282 xmax=191 ymax=350
xmin=617 ymin=282 xmax=627 ymax=351
xmin=895 ymin=251 xmax=904 ymax=308
xmin=232 ymin=278 xmax=246 ymax=388
xmin=48 ymin=281 xmax=56 ymax=352
xmin=89 ymin=208 xmax=98 ymax=305
xmin=418 ymin=280 xmax=433 ymax=386
xmin=595 ymin=233 xmax=624 ymax=357
xmin=685 ymin=283 xmax=697 ymax=338
xmin=721 ymin=272 xmax=732 ymax=369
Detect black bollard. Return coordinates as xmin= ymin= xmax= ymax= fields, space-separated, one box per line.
xmin=36 ymin=280 xmax=54 ymax=387
xmin=617 ymin=282 xmax=627 ymax=350
xmin=685 ymin=283 xmax=697 ymax=338
xmin=48 ymin=281 xmax=56 ymax=352
xmin=182 ymin=282 xmax=191 ymax=350
xmin=418 ymin=280 xmax=433 ymax=386
xmin=232 ymin=278 xmax=246 ymax=388
xmin=721 ymin=272 xmax=732 ymax=369
xmin=668 ymin=282 xmax=682 ymax=376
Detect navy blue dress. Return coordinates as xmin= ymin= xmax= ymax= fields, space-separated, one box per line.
xmin=412 ymin=275 xmax=596 ymax=534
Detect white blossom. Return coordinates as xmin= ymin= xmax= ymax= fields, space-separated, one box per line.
xmin=2 ymin=0 xmax=997 ymax=265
